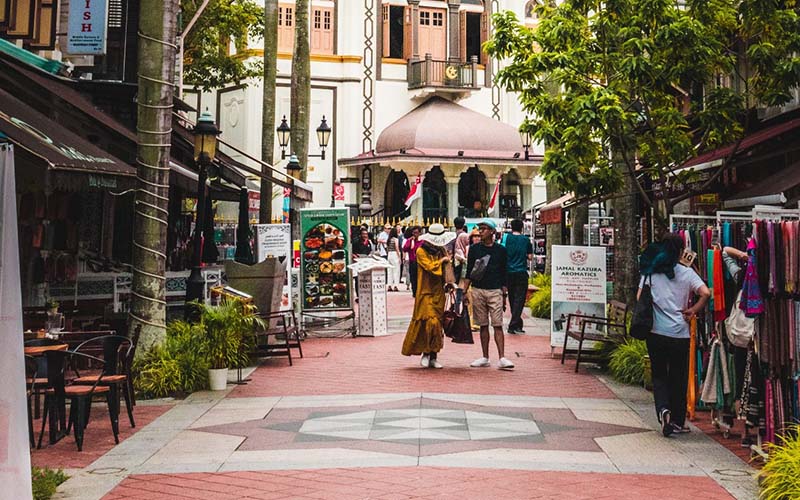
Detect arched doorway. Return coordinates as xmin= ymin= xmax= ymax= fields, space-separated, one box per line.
xmin=458 ymin=166 xmax=488 ymax=217
xmin=500 ymin=169 xmax=522 ymax=219
xmin=423 ymin=166 xmax=447 ymax=222
xmin=383 ymin=170 xmax=410 ymax=220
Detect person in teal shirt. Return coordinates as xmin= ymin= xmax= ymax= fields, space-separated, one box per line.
xmin=503 ymin=219 xmax=533 ymax=333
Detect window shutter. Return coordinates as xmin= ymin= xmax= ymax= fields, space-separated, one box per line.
xmin=382 ymin=4 xmax=389 ymax=57
xmin=403 ymin=5 xmax=411 ymax=59
xmin=459 ymin=9 xmax=466 ymax=62
xmin=480 ymin=10 xmax=488 ymax=65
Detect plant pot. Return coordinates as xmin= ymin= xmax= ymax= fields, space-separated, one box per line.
xmin=208 ymin=368 xmax=229 ymax=391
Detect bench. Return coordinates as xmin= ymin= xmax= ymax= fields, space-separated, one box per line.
xmin=253 ymin=310 xmax=304 ymax=366
xmin=560 ymin=300 xmax=629 ymax=373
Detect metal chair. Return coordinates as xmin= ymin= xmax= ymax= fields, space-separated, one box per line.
xmin=72 ymin=335 xmax=135 ymax=427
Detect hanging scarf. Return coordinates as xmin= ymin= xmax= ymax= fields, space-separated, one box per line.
xmin=712 ymin=248 xmax=726 ymax=322
xmin=741 ymin=238 xmax=765 ymax=317
xmin=687 ymin=317 xmax=697 ymax=420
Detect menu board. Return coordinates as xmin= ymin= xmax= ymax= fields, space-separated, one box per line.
xmin=299 ymin=208 xmax=352 ymax=311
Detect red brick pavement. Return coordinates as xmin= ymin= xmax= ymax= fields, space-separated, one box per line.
xmin=103 ymin=467 xmax=735 ymax=500
xmin=31 ymin=404 xmax=171 ymax=469
xmin=691 ymin=410 xmax=762 ymax=468
xmin=230 ymin=335 xmax=614 ymax=399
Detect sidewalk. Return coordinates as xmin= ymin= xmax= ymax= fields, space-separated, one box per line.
xmin=53 ymin=291 xmax=759 ymax=500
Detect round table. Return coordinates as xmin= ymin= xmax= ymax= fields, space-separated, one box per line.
xmin=24 ymin=343 xmax=67 ymax=356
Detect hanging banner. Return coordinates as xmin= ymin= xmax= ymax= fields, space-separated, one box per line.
xmin=67 ymin=0 xmax=109 ymax=54
xmin=0 ymin=144 xmax=34 ymax=498
xmin=550 ymin=245 xmax=607 ymax=350
xmin=254 ymin=223 xmax=292 ymax=310
xmin=299 ymin=208 xmax=351 ymax=311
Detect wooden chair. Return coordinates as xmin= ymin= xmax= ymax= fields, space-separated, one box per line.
xmin=24 ymin=338 xmax=63 ymax=419
xmin=72 ymin=335 xmax=135 ymax=428
xmin=254 ymin=310 xmax=304 ymax=366
xmin=24 ymin=355 xmax=39 ymax=447
xmin=561 ymin=300 xmax=629 ymax=373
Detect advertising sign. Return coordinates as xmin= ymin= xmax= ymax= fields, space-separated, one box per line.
xmin=550 ymin=245 xmax=607 ymax=350
xmin=299 ymin=208 xmax=351 ymax=311
xmin=67 ymin=0 xmax=109 ymax=55
xmin=254 ymin=223 xmax=292 ymax=310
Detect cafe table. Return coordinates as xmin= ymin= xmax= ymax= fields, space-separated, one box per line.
xmin=24 ymin=343 xmax=69 ymax=445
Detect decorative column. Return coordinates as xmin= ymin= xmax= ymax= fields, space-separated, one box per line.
xmin=362 ymin=0 xmax=376 ymax=151
xmin=519 ymin=178 xmax=533 ymax=215
xmin=446 ymin=176 xmax=460 ymax=223
xmin=447 ymin=0 xmax=461 ymax=62
xmin=408 ymin=0 xmax=420 ymax=61
xmin=359 ymin=165 xmax=373 ymax=216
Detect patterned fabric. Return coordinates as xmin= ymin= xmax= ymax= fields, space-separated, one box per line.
xmin=740 ymin=238 xmax=764 ymax=317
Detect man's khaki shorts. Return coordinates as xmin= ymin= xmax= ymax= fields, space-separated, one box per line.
xmin=470 ymin=287 xmax=504 ymax=327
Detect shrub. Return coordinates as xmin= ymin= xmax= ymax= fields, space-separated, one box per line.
xmin=527 ymin=286 xmax=551 ymax=319
xmin=195 ymin=299 xmax=262 ymax=370
xmin=759 ymin=425 xmax=800 ymax=500
xmin=608 ymin=338 xmax=649 ymax=385
xmin=32 ymin=467 xmax=68 ymax=500
xmin=531 ymin=273 xmax=551 ymax=289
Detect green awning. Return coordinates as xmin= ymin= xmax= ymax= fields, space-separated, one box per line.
xmin=0 ymin=39 xmax=65 ymax=75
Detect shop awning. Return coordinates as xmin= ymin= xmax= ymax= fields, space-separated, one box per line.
xmin=724 ymin=160 xmax=800 ymax=209
xmin=0 ymin=87 xmax=136 ymax=184
xmin=683 ymin=117 xmax=800 ymax=169
xmin=538 ymin=194 xmax=573 ymax=225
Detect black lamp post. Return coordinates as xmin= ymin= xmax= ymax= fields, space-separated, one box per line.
xmin=519 ymin=126 xmax=532 ymax=161
xmin=186 ymin=111 xmax=221 ymax=316
xmin=276 ymin=116 xmax=333 ymax=160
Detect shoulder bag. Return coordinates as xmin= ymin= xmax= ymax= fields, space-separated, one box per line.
xmin=725 ymin=290 xmax=755 ymax=348
xmin=630 ymin=275 xmax=653 ymax=340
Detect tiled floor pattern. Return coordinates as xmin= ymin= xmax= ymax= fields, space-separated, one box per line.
xmin=102 ymin=467 xmax=737 ymax=500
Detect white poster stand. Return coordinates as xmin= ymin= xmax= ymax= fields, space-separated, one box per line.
xmin=0 ymin=144 xmax=33 ymax=498
xmin=349 ymin=257 xmax=393 ymax=337
xmin=254 ymin=223 xmax=292 ymax=310
xmin=550 ymin=245 xmax=607 ymax=350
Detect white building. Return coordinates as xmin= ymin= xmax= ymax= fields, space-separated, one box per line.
xmin=190 ymin=0 xmax=546 ymax=223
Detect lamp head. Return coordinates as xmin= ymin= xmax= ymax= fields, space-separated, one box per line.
xmin=316 ymin=116 xmax=332 ymax=149
xmin=192 ymin=110 xmax=221 ymax=162
xmin=276 ymin=116 xmax=291 ymax=148
xmin=286 ymin=153 xmax=302 ymax=174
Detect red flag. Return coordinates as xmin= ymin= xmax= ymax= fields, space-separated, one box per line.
xmin=404 ymin=174 xmax=422 ymax=209
xmin=487 ymin=174 xmax=502 ymax=216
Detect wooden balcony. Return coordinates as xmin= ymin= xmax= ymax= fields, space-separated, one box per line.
xmin=407 ymin=55 xmax=480 ymax=95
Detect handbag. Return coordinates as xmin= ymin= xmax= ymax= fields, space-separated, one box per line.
xmin=630 ymin=275 xmax=653 ymax=340
xmin=725 ymin=290 xmax=755 ymax=348
xmin=444 ymin=261 xmax=457 ymax=284
xmin=444 ymin=289 xmax=474 ymax=344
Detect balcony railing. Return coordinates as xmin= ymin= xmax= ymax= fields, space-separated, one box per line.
xmin=408 ymin=55 xmax=480 ymax=91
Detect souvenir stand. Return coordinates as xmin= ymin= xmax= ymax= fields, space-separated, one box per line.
xmin=671 ymin=207 xmax=800 ymax=460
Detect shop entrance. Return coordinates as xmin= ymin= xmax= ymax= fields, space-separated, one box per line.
xmin=384 ymin=169 xmax=410 ymax=220
xmin=500 ymin=169 xmax=522 ymax=219
xmin=458 ymin=166 xmax=488 ymax=217
xmin=423 ymin=166 xmax=447 ymax=221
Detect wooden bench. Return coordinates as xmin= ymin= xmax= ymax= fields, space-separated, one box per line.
xmin=560 ymin=300 xmax=629 ymax=373
xmin=253 ymin=310 xmax=304 ymax=366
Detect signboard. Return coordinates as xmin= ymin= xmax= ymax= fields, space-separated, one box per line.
xmin=550 ymin=245 xmax=607 ymax=350
xmin=67 ymin=0 xmax=109 ymax=55
xmin=254 ymin=223 xmax=292 ymax=310
xmin=333 ymin=182 xmax=345 ymax=206
xmin=299 ymin=208 xmax=352 ymax=311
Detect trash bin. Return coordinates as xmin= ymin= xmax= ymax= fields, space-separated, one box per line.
xmin=349 ymin=257 xmax=393 ymax=337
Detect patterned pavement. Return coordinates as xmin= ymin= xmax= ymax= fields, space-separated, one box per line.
xmin=50 ymin=290 xmax=758 ymax=499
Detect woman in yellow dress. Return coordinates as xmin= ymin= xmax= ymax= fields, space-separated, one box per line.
xmin=401 ymin=223 xmax=456 ymax=368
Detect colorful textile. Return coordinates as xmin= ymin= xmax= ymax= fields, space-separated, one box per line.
xmin=740 ymin=239 xmax=764 ymax=317
xmin=687 ymin=317 xmax=697 ymax=420
xmin=712 ymin=248 xmax=726 ymax=322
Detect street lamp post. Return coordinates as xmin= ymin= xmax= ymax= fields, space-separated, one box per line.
xmin=276 ymin=116 xmax=333 ymax=160
xmin=519 ymin=127 xmax=532 ymax=161
xmin=186 ymin=111 xmax=222 ymax=316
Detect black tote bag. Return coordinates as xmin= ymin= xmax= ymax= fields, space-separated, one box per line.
xmin=630 ymin=275 xmax=653 ymax=340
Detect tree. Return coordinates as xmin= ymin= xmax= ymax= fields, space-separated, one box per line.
xmin=486 ymin=0 xmax=800 ymax=302
xmin=290 ymin=0 xmax=311 ymax=182
xmin=182 ymin=0 xmax=265 ymax=91
xmin=132 ymin=0 xmax=180 ymax=351
xmin=260 ymin=0 xmax=279 ymax=223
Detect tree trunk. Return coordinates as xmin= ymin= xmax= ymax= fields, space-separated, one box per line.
xmin=611 ymin=158 xmax=639 ymax=307
xmin=260 ymin=0 xmax=279 ymax=223
xmin=570 ymin=203 xmax=588 ymax=245
xmin=544 ymin=181 xmax=562 ymax=275
xmin=290 ymin=0 xmax=311 ymax=182
xmin=130 ymin=0 xmax=179 ymax=353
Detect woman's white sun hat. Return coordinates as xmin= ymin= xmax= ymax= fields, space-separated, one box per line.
xmin=418 ymin=223 xmax=457 ymax=247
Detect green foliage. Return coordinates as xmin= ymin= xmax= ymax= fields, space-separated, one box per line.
xmin=182 ymin=0 xmax=265 ymax=91
xmin=608 ymin=338 xmax=649 ymax=386
xmin=759 ymin=424 xmax=800 ymax=500
xmin=531 ymin=273 xmax=552 ymax=289
xmin=134 ymin=320 xmax=210 ymax=398
xmin=486 ymin=1 xmax=800 ymax=219
xmin=32 ymin=467 xmax=68 ymax=500
xmin=527 ymin=286 xmax=551 ymax=319
xmin=194 ymin=299 xmax=264 ymax=369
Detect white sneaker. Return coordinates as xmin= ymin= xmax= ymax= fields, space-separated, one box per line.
xmin=430 ymin=359 xmax=443 ymax=369
xmin=470 ymin=357 xmax=490 ymax=367
xmin=498 ymin=357 xmax=515 ymax=370
xmin=420 ymin=354 xmax=430 ymax=368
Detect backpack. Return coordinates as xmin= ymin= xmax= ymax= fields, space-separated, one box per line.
xmin=630 ymin=275 xmax=653 ymax=340
xmin=469 ymin=254 xmax=491 ymax=282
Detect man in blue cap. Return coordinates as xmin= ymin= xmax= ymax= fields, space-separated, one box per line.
xmin=461 ymin=218 xmax=514 ymax=370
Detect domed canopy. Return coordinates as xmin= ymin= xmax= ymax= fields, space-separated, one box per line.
xmin=374 ymin=96 xmax=524 ymax=158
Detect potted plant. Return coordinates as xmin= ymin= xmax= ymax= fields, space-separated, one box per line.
xmin=194 ymin=299 xmax=263 ymax=391
xmin=45 ymin=299 xmax=59 ymax=314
